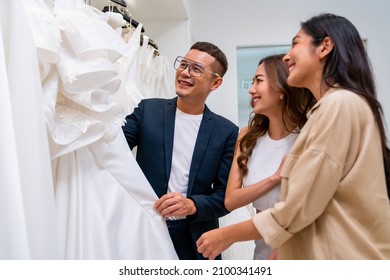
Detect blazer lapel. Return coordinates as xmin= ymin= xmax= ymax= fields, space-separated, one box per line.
xmin=164 ymin=98 xmax=177 ymax=179
xmin=187 ymin=106 xmax=213 ymax=195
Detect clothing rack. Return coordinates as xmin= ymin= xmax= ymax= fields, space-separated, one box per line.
xmin=110 ymin=0 xmax=127 ymax=7
xmin=102 ymin=6 xmax=145 ymax=33
xmin=101 ymin=5 xmax=159 ymax=52
xmin=140 ymin=35 xmax=159 ymax=51
xmin=140 ymin=35 xmax=159 ymax=56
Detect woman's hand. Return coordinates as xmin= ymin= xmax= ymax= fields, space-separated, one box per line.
xmin=196 ymin=228 xmax=232 ymax=260
xmin=197 ymin=220 xmax=261 ymax=260
xmin=269 ymin=155 xmax=287 ymax=183
xmin=267 ymin=248 xmax=278 ymax=260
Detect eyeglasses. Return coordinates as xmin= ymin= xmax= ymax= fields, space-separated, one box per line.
xmin=174 ymin=56 xmax=221 ymax=78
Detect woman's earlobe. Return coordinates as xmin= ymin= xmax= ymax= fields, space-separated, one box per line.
xmin=320 ymin=37 xmax=334 ymax=58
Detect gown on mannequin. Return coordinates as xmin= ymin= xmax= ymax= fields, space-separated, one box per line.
xmin=21 ymin=0 xmax=178 ymax=259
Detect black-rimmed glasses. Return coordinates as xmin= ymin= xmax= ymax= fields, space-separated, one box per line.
xmin=174 ymin=56 xmax=221 ymax=78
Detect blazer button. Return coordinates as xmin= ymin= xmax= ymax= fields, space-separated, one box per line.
xmin=163 ymin=184 xmax=168 ymax=189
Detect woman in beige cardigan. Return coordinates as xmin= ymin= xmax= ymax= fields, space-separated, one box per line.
xmin=196 ymin=13 xmax=390 ymax=260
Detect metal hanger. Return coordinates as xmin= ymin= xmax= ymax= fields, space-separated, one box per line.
xmin=111 ymin=0 xmax=127 ymax=7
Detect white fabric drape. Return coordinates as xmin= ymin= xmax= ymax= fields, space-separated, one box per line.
xmin=0 ymin=0 xmax=59 ymax=259
xmin=0 ymin=0 xmax=178 ymax=260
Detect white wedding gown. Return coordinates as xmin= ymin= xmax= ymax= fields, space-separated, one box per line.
xmin=0 ymin=0 xmax=59 ymax=259
xmin=18 ymin=0 xmax=178 ymax=259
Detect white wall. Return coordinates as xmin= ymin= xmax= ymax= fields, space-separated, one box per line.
xmin=137 ymin=20 xmax=192 ymax=94
xmin=142 ymin=0 xmax=390 ymax=134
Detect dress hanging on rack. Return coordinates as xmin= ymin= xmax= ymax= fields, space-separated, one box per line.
xmin=19 ymin=0 xmax=178 ymax=260
xmin=102 ymin=5 xmax=145 ymax=33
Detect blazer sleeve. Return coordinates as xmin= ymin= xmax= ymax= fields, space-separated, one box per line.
xmin=122 ymin=100 xmax=143 ymax=150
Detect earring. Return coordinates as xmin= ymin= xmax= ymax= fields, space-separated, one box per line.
xmin=280 ymin=95 xmax=284 ymax=100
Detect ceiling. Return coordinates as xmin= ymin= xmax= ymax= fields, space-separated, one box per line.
xmin=91 ymin=0 xmax=188 ymax=22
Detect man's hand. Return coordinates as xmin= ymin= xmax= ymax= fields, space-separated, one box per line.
xmin=154 ymin=192 xmax=197 ymax=218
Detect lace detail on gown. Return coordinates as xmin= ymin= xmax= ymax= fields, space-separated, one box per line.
xmin=55 ymin=6 xmax=128 ymax=62
xmin=22 ymin=0 xmax=62 ymax=81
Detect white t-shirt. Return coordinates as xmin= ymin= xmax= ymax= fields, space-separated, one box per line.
xmin=168 ymin=108 xmax=202 ymax=198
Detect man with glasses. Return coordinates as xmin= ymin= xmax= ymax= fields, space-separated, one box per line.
xmin=122 ymin=41 xmax=238 ymax=260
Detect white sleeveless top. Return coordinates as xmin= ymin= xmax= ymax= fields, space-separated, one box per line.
xmin=243 ymin=131 xmax=299 ymax=211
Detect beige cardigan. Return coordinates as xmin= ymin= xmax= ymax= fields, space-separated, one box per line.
xmin=253 ymin=88 xmax=390 ymax=259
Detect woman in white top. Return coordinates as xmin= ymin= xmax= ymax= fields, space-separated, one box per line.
xmin=224 ymin=54 xmax=315 ymax=259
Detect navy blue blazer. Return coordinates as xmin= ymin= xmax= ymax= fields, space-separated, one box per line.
xmin=122 ymin=97 xmax=238 ymax=243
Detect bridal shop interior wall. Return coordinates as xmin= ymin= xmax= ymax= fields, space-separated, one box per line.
xmin=121 ymin=0 xmax=390 ymax=133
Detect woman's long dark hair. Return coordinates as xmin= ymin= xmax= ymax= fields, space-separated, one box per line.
xmin=237 ymin=54 xmax=315 ymax=176
xmin=302 ymin=13 xmax=390 ymax=198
